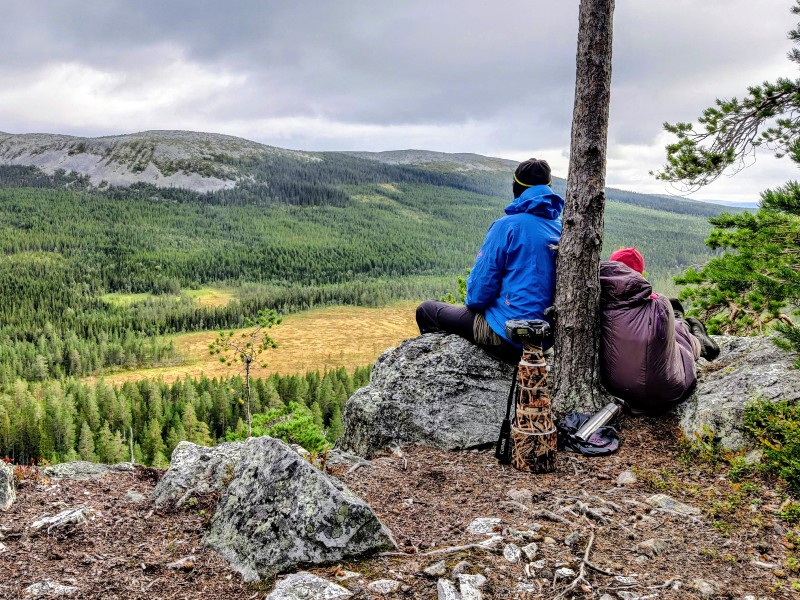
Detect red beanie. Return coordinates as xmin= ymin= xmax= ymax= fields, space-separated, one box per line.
xmin=609 ymin=247 xmax=645 ymax=274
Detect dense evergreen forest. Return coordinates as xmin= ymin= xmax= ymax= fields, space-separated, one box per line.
xmin=0 ymin=367 xmax=368 ymax=466
xmin=0 ymin=153 xmax=731 ymax=463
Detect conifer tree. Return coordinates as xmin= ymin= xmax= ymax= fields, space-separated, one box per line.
xmin=78 ymin=421 xmax=96 ymax=462
xmin=656 ymin=1 xmax=800 ymax=344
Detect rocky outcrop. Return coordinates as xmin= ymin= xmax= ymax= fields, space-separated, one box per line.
xmin=339 ymin=334 xmax=515 ymax=458
xmin=678 ymin=335 xmax=800 ymax=450
xmin=154 ymin=437 xmax=395 ymax=581
xmin=0 ymin=461 xmax=15 ymax=510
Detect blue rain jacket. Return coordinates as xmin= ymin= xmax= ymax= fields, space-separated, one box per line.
xmin=465 ymin=184 xmax=563 ymax=345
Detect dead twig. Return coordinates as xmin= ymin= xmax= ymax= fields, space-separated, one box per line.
xmin=377 ymin=543 xmax=497 ymax=558
xmin=532 ymin=509 xmax=573 ymax=525
xmin=554 ymin=530 xmax=596 ymax=599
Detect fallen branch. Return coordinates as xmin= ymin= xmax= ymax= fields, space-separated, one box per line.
xmin=377 ymin=543 xmax=497 ymax=558
xmin=532 ymin=509 xmax=573 ymax=525
xmin=554 ymin=531 xmax=595 ymax=599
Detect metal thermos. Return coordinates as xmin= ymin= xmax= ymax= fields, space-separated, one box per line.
xmin=574 ymin=402 xmax=621 ymax=442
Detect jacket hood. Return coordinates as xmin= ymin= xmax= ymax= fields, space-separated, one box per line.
xmin=600 ymin=260 xmax=653 ymax=309
xmin=505 ymin=184 xmax=564 ymax=221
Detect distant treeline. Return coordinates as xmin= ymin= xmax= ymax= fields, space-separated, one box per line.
xmin=0 ymin=159 xmax=720 ymax=382
xmin=0 ymin=366 xmax=368 ymax=466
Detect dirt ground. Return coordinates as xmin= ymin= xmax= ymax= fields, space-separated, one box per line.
xmin=1 ymin=415 xmax=798 ymax=599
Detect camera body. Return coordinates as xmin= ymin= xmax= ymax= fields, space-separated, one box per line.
xmin=504 ymin=319 xmax=551 ymax=344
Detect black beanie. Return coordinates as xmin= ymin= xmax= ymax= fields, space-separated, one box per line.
xmin=514 ymin=158 xmax=551 ymax=187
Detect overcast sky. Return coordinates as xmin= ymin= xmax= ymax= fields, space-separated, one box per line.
xmin=1 ymin=0 xmax=798 ymax=203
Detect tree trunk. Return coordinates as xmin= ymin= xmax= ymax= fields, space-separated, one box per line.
xmin=245 ymin=359 xmax=252 ymax=438
xmin=552 ymin=0 xmax=615 ymax=415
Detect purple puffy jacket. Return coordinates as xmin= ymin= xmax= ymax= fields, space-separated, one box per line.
xmin=599 ymin=261 xmax=697 ymax=415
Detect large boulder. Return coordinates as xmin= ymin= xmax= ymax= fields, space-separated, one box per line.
xmin=154 ymin=437 xmax=395 ymax=582
xmin=339 ymin=333 xmax=515 ymax=458
xmin=678 ymin=335 xmax=800 ymax=450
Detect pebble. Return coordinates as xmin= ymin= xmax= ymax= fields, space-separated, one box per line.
xmin=564 ymin=531 xmax=585 ymax=548
xmin=450 ymin=560 xmax=472 ymax=579
xmin=521 ymin=542 xmax=538 ymax=561
xmin=599 ymin=595 xmax=615 ymax=600
xmin=644 ymin=494 xmax=701 ymax=516
xmin=124 ymin=490 xmax=146 ymax=503
xmin=334 ymin=569 xmax=361 ymax=582
xmin=424 ymin=560 xmax=447 ymax=577
xmin=507 ymin=488 xmax=533 ymax=504
xmin=367 ymin=579 xmax=400 ymax=595
xmin=507 ymin=527 xmax=538 ymax=541
xmin=478 ymin=535 xmax=503 ymax=549
xmin=616 ymin=470 xmax=638 ymax=485
xmin=23 ymin=580 xmax=80 ymax=597
xmin=503 ymin=543 xmax=522 ymax=564
xmin=516 ymin=582 xmax=538 ymax=594
xmin=636 ymin=538 xmax=668 ymax=557
xmin=554 ymin=567 xmax=576 ymax=580
xmin=691 ymin=578 xmax=720 ymax=597
xmin=165 ymin=555 xmax=195 ymax=571
xmin=0 ymin=542 xmax=6 ymax=554
xmin=437 ymin=578 xmax=461 ymax=600
xmin=635 ymin=555 xmax=649 ymax=564
xmin=467 ymin=517 xmax=501 ymax=535
xmin=530 ymin=559 xmax=547 ymax=570
xmin=543 ymin=537 xmax=556 ymax=545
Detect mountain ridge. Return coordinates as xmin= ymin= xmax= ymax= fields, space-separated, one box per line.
xmin=0 ymin=129 xmax=736 ymax=216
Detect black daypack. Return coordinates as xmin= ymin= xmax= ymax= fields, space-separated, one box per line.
xmin=556 ymin=412 xmax=620 ymax=456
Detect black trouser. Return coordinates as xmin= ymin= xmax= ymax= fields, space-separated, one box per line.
xmin=415 ymin=300 xmax=521 ymax=363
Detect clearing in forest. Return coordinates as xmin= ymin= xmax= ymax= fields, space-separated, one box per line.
xmin=100 ymin=287 xmax=236 ymax=308
xmin=89 ymin=301 xmax=419 ymax=386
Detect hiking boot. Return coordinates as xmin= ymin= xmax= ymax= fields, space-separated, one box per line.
xmin=669 ymin=297 xmax=685 ymax=320
xmin=685 ymin=317 xmax=720 ymax=361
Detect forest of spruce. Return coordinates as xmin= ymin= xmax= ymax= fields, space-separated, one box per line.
xmin=0 ymin=151 xmax=732 ymax=465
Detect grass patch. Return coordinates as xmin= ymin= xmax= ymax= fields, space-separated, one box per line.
xmin=85 ymin=301 xmax=419 ymax=386
xmin=183 ymin=287 xmax=235 ymax=308
xmin=743 ymin=399 xmax=800 ymax=494
xmin=100 ymin=291 xmax=161 ymax=306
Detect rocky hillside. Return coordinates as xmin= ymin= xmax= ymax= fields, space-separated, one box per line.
xmin=0 ymin=130 xmax=311 ymax=192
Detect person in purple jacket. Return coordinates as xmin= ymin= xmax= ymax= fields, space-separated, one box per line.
xmin=416 ymin=158 xmax=563 ymax=362
xmin=599 ymin=247 xmax=718 ymax=415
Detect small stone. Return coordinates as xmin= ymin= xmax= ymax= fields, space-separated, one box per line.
xmin=530 ymin=559 xmax=546 ymax=570
xmin=564 ymin=531 xmax=585 ymax=548
xmin=503 ymin=543 xmax=522 ymax=564
xmin=450 ymin=561 xmax=472 ymax=579
xmin=507 ymin=488 xmax=533 ymax=504
xmin=599 ymin=595 xmax=615 ymax=600
xmin=467 ymin=517 xmax=501 ymax=535
xmin=0 ymin=461 xmax=15 ymax=511
xmin=478 ymin=535 xmax=503 ymax=549
xmin=554 ymin=567 xmax=576 ymax=581
xmin=644 ymin=494 xmax=701 ymax=516
xmin=458 ymin=574 xmax=486 ymax=600
xmin=124 ymin=490 xmax=147 ymax=503
xmin=521 ymin=542 xmax=538 ymax=561
xmin=437 ymin=578 xmax=461 ymax=600
xmin=166 ymin=555 xmax=195 ymax=571
xmin=24 ymin=580 xmax=80 ymax=597
xmin=367 ymin=579 xmax=400 ymax=595
xmin=543 ymin=537 xmax=556 ymax=545
xmin=636 ymin=538 xmax=668 ymax=557
xmin=266 ymin=572 xmax=352 ymax=600
xmin=334 ymin=569 xmax=361 ymax=582
xmin=744 ymin=449 xmax=762 ymax=465
xmin=516 ymin=582 xmax=538 ymax=594
xmin=635 ymin=555 xmax=649 ymax=564
xmin=691 ymin=578 xmax=719 ymax=597
xmin=616 ymin=470 xmax=637 ymax=485
xmin=424 ymin=560 xmax=447 ymax=577
xmin=0 ymin=542 xmax=6 ymax=553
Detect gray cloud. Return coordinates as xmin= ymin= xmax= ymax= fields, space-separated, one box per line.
xmin=1 ymin=0 xmax=798 ymax=199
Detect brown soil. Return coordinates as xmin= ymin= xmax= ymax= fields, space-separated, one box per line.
xmin=1 ymin=416 xmax=797 ymax=599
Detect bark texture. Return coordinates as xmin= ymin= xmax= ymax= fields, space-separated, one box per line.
xmin=552 ymin=0 xmax=615 ymax=415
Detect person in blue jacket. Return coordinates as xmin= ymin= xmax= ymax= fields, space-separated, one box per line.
xmin=416 ymin=158 xmax=563 ymax=362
